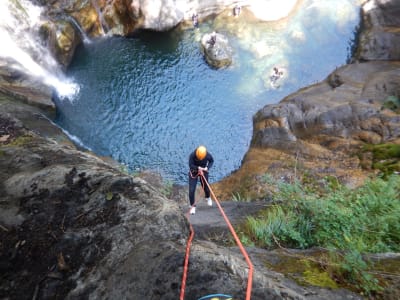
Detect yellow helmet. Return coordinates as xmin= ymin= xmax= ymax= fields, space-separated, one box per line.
xmin=196 ymin=145 xmax=207 ymax=160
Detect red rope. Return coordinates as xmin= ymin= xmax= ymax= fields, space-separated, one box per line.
xmin=180 ymin=212 xmax=194 ymax=300
xmin=180 ymin=170 xmax=254 ymax=300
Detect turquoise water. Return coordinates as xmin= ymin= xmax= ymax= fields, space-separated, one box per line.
xmin=56 ymin=1 xmax=360 ymax=184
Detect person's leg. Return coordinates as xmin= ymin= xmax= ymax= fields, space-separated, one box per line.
xmin=188 ymin=175 xmax=198 ymax=206
xmin=202 ymin=172 xmax=213 ymax=206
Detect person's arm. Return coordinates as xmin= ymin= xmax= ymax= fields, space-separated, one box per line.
xmin=205 ymin=153 xmax=214 ymax=170
xmin=189 ymin=152 xmax=197 ymax=171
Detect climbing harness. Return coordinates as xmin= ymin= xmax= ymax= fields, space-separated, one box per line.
xmin=180 ymin=170 xmax=254 ymax=300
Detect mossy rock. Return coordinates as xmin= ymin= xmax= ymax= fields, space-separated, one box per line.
xmin=382 ymin=96 xmax=400 ymax=113
xmin=7 ymin=135 xmax=34 ymax=147
xmin=266 ymin=255 xmax=338 ymax=289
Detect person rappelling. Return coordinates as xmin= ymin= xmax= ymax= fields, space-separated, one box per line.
xmin=188 ymin=145 xmax=214 ymax=214
xmin=182 ymin=146 xmax=253 ymax=300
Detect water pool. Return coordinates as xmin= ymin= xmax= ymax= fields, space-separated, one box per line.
xmin=56 ymin=0 xmax=360 ymax=184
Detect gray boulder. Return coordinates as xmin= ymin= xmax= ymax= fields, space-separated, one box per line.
xmin=201 ymin=32 xmax=233 ymax=68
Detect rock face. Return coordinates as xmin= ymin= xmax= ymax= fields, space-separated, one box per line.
xmin=253 ymin=61 xmax=400 ymax=149
xmin=41 ymin=20 xmax=82 ymax=69
xmin=0 ymin=61 xmax=55 ymax=116
xmin=357 ymin=0 xmax=400 ymax=61
xmin=0 ymin=95 xmax=188 ymax=299
xmin=201 ymin=32 xmax=233 ymax=68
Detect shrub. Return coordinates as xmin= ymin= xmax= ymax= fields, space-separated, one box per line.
xmin=242 ymin=174 xmax=400 ymax=294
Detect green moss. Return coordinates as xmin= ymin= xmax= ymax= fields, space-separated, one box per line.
xmin=266 ymin=255 xmax=338 ymax=289
xmin=361 ymin=143 xmax=400 ymax=176
xmin=382 ymin=95 xmax=400 ymax=113
xmin=8 ymin=135 xmax=34 ymax=147
xmin=160 ymin=180 xmax=174 ymax=198
xmin=303 ymin=268 xmax=338 ymax=288
xmin=324 ymin=175 xmax=340 ymax=190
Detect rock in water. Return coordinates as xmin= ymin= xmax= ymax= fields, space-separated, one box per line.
xmin=201 ymin=32 xmax=233 ymax=69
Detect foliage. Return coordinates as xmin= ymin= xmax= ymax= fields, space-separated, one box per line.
xmin=232 ymin=192 xmax=252 ymax=202
xmin=242 ymin=174 xmax=400 ymax=294
xmin=361 ymin=143 xmax=400 ymax=177
xmin=382 ymin=95 xmax=400 ymax=113
xmin=161 ymin=180 xmax=174 ymax=198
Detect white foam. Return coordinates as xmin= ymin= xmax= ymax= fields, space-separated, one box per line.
xmin=0 ymin=0 xmax=79 ymax=100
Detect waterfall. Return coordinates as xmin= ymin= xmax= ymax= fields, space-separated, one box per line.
xmin=0 ymin=0 xmax=79 ymax=99
xmin=67 ymin=16 xmax=92 ymax=44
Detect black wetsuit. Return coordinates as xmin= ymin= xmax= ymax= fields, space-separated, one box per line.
xmin=188 ymin=150 xmax=214 ymax=206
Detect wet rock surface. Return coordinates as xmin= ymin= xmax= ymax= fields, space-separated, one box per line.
xmin=0 ymin=62 xmax=55 ymax=116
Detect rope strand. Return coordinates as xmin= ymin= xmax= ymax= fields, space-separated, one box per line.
xmin=180 ymin=169 xmax=254 ymax=300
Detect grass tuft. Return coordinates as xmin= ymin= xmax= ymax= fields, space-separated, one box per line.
xmin=241 ymin=174 xmax=400 ymax=295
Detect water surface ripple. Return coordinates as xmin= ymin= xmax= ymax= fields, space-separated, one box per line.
xmin=56 ymin=0 xmax=360 ymax=184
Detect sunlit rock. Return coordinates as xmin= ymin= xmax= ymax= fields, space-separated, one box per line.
xmin=201 ymin=32 xmax=233 ymax=68
xmin=247 ymin=0 xmax=298 ymax=21
xmin=41 ymin=20 xmax=80 ymax=68
xmin=70 ymin=3 xmax=104 ymax=37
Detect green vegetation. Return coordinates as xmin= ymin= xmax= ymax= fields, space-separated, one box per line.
xmin=241 ymin=174 xmax=400 ymax=295
xmin=232 ymin=192 xmax=252 ymax=202
xmin=382 ymin=95 xmax=400 ymax=113
xmin=7 ymin=135 xmax=33 ymax=146
xmin=160 ymin=180 xmax=174 ymax=198
xmin=106 ymin=192 xmax=114 ymax=201
xmin=361 ymin=143 xmax=400 ymax=176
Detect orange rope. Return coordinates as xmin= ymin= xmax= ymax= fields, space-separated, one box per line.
xmin=180 ymin=211 xmax=194 ymax=300
xmin=180 ymin=169 xmax=254 ymax=300
xmin=199 ymin=170 xmax=254 ymax=300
